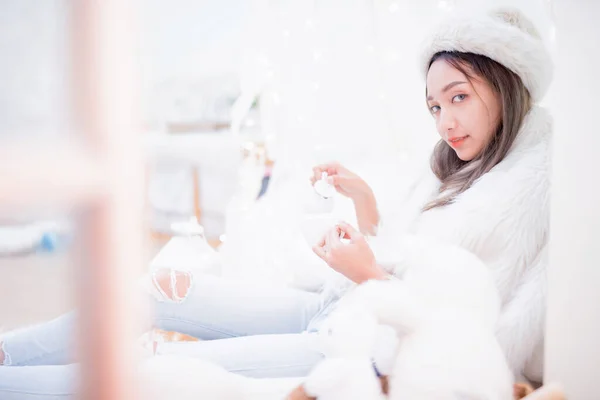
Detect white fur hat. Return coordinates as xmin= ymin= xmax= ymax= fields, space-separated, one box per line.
xmin=420 ymin=7 xmax=553 ymax=102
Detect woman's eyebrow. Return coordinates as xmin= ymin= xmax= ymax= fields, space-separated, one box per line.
xmin=427 ymin=81 xmax=468 ymax=101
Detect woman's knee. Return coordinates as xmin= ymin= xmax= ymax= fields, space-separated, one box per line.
xmin=148 ymin=269 xmax=194 ymax=304
xmin=0 ymin=342 xmax=6 ymax=366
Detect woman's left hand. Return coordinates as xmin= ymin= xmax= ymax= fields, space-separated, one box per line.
xmin=313 ymin=222 xmax=387 ymax=284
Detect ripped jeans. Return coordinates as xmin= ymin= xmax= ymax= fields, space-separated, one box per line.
xmin=0 ymin=270 xmax=335 ymax=400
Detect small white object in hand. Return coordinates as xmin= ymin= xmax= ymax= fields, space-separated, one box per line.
xmin=314 ymin=172 xmax=336 ymax=199
xmin=171 ymin=217 xmax=204 ymax=237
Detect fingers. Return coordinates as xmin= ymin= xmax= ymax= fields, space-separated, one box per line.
xmin=327 ymin=226 xmax=342 ymax=249
xmin=313 ymin=225 xmax=342 ymax=262
xmin=313 ymin=223 xmax=356 ymax=263
xmin=329 ymin=174 xmax=350 ymax=188
xmin=334 ymin=224 xmax=351 ymax=239
xmin=315 ymin=233 xmax=326 ymax=249
xmin=312 ymin=244 xmax=327 ymax=261
xmin=313 ymin=231 xmax=330 ymax=262
xmin=311 ymin=167 xmax=325 ymax=184
xmin=311 ymin=162 xmax=341 ymax=183
xmin=338 ymin=222 xmax=362 ymax=241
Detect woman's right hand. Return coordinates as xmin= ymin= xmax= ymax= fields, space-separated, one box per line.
xmin=310 ymin=162 xmax=373 ymax=202
xmin=311 ymin=162 xmax=380 ymax=235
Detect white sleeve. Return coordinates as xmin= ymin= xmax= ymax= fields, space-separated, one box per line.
xmin=365 ymin=151 xmax=436 ymax=235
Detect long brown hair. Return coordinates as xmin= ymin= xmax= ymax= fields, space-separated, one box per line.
xmin=423 ymin=51 xmax=532 ymax=211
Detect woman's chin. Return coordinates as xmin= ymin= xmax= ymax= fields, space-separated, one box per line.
xmin=454 ymin=148 xmax=476 ymax=162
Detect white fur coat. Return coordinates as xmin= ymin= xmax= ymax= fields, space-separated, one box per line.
xmin=359 ymin=106 xmax=551 ymax=382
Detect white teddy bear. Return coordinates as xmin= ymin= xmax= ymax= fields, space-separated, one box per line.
xmin=303 ymin=238 xmax=514 ymax=400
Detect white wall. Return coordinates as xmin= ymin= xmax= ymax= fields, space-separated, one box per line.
xmin=0 ymin=1 xmax=69 ymax=138
xmin=138 ymin=0 xmax=251 ymax=127
xmin=545 ymin=0 xmax=600 ymax=397
xmin=0 ymin=0 xmax=251 ymax=134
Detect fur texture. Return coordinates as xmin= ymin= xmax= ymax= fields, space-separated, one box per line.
xmin=365 ymin=106 xmax=552 ymax=382
xmin=419 ymin=7 xmax=553 ymax=102
xmin=306 ymin=238 xmax=513 ymax=400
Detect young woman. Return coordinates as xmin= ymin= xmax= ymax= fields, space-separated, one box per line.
xmin=0 ymin=7 xmax=552 ymax=398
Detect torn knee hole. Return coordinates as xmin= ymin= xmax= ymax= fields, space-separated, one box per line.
xmin=152 ymin=269 xmax=193 ymax=303
xmin=0 ymin=341 xmax=11 ymax=366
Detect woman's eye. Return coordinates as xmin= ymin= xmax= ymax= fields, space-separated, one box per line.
xmin=452 ymin=94 xmax=467 ymax=103
xmin=429 ymin=105 xmax=440 ymax=114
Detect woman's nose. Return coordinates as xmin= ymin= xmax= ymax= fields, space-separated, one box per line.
xmin=438 ymin=109 xmax=457 ymax=136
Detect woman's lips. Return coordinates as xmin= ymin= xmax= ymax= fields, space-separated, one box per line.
xmin=448 ymin=136 xmax=468 ymax=148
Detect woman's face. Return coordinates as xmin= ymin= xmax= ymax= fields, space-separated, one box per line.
xmin=426 ymin=59 xmax=502 ymax=161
